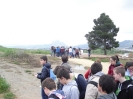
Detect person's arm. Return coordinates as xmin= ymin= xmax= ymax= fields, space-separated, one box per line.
xmin=108 ymin=65 xmax=111 ymax=75
xmin=84 ymin=69 xmax=91 ymax=79
xmin=85 ymin=84 xmax=98 ymax=99
xmin=37 ymin=67 xmax=48 ymax=80
xmin=70 ymin=86 xmax=79 ymax=99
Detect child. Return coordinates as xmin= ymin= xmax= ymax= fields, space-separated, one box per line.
xmin=35 ymin=56 xmax=51 ymax=99
xmin=56 ymin=66 xmax=79 ymax=99
xmin=125 ymin=62 xmax=133 ymax=80
xmin=108 ymin=55 xmax=123 ymax=76
xmin=42 ymin=77 xmax=66 ymax=99
xmin=98 ymin=75 xmax=117 ymax=99
xmin=85 ymin=62 xmax=104 ymax=99
xmin=113 ymin=66 xmax=133 ymax=99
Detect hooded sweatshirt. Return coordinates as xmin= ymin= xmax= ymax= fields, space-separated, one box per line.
xmin=48 ymin=90 xmax=66 ymax=99
xmin=98 ymin=92 xmax=117 ymax=99
xmin=37 ymin=62 xmax=51 ymax=83
xmin=62 ymin=80 xmax=79 ymax=99
xmin=85 ymin=71 xmax=104 ymax=99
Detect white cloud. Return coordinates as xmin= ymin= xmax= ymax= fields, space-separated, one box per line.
xmin=0 ymin=0 xmax=133 ymax=46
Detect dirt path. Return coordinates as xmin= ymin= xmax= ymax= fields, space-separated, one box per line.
xmin=69 ymin=58 xmax=110 ymax=74
xmin=0 ymin=59 xmax=41 ymax=99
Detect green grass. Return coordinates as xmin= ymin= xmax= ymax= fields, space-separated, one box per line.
xmin=89 ymin=57 xmax=109 ymax=62
xmin=0 ymin=77 xmax=15 ymax=99
xmin=4 ymin=92 xmax=15 ymax=99
xmin=25 ymin=70 xmax=32 ymax=74
xmin=83 ymin=48 xmax=126 ymax=55
xmin=26 ymin=49 xmax=50 ymax=54
xmin=0 ymin=77 xmax=10 ymax=93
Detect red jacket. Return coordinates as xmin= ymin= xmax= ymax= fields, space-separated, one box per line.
xmin=108 ymin=63 xmax=123 ymax=76
xmin=84 ymin=69 xmax=91 ymax=79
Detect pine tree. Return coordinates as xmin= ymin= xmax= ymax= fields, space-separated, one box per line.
xmin=85 ymin=13 xmax=119 ymax=55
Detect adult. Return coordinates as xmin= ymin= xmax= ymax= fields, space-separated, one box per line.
xmin=51 ymin=46 xmax=54 ymax=56
xmin=87 ymin=48 xmax=91 ymax=58
xmin=69 ymin=46 xmax=72 ymax=58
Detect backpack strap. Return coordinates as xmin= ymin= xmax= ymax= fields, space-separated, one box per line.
xmin=43 ymin=66 xmax=50 ymax=77
xmin=88 ymin=81 xmax=98 ymax=87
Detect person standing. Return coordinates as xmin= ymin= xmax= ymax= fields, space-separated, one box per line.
xmin=87 ymin=48 xmax=91 ymax=58
xmin=35 ymin=56 xmax=51 ymax=99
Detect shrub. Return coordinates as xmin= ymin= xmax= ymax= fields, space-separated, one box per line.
xmin=4 ymin=92 xmax=15 ymax=99
xmin=0 ymin=77 xmax=10 ymax=93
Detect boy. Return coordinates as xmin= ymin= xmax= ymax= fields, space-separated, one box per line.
xmin=57 ymin=66 xmax=79 ymax=99
xmin=35 ymin=56 xmax=51 ymax=99
xmin=42 ymin=77 xmax=66 ymax=99
xmin=113 ymin=66 xmax=133 ymax=99
xmin=85 ymin=62 xmax=104 ymax=99
xmin=98 ymin=75 xmax=117 ymax=99
xmin=125 ymin=62 xmax=133 ymax=80
xmin=61 ymin=55 xmax=72 ymax=72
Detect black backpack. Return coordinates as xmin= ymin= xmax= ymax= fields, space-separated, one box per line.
xmin=88 ymin=81 xmax=98 ymax=87
xmin=75 ymin=74 xmax=87 ymax=99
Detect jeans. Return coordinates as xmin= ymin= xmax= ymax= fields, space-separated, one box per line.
xmin=41 ymin=87 xmax=48 ymax=99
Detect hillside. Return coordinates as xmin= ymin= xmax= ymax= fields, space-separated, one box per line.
xmin=119 ymin=40 xmax=133 ymax=48
xmin=3 ymin=40 xmax=133 ymax=49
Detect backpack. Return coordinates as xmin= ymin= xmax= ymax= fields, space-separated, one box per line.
xmin=74 ymin=74 xmax=87 ymax=99
xmin=88 ymin=81 xmax=98 ymax=87
xmin=44 ymin=66 xmax=56 ymax=81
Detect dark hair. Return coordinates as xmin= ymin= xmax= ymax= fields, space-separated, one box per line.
xmin=125 ymin=62 xmax=133 ymax=69
xmin=42 ymin=78 xmax=56 ymax=90
xmin=56 ymin=66 xmax=70 ymax=79
xmin=91 ymin=63 xmax=102 ymax=75
xmin=99 ymin=75 xmax=116 ymax=94
xmin=111 ymin=55 xmax=119 ymax=63
xmin=114 ymin=66 xmax=125 ymax=77
xmin=40 ymin=56 xmax=48 ymax=62
xmin=62 ymin=55 xmax=68 ymax=63
xmin=115 ymin=55 xmax=119 ymax=61
xmin=53 ymin=66 xmax=62 ymax=75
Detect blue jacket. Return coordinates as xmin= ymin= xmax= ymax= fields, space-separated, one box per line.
xmin=37 ymin=62 xmax=51 ymax=83
xmin=56 ymin=47 xmax=60 ymax=52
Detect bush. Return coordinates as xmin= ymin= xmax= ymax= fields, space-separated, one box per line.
xmin=4 ymin=92 xmax=15 ymax=99
xmin=0 ymin=77 xmax=10 ymax=93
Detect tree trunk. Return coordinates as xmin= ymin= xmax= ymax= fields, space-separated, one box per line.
xmin=103 ymin=41 xmax=107 ymax=55
xmin=103 ymin=49 xmax=107 ymax=55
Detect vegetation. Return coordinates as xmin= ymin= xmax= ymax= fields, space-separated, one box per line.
xmin=0 ymin=46 xmax=50 ymax=67
xmin=0 ymin=77 xmax=10 ymax=93
xmin=85 ymin=13 xmax=119 ymax=55
xmin=0 ymin=76 xmax=15 ymax=99
xmin=4 ymin=92 xmax=15 ymax=99
xmin=26 ymin=49 xmax=50 ymax=54
xmin=83 ymin=48 xmax=126 ymax=55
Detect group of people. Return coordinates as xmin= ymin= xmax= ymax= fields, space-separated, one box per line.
xmin=35 ymin=54 xmax=133 ymax=99
xmin=51 ymin=46 xmax=81 ymax=58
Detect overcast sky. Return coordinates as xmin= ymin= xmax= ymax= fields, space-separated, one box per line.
xmin=0 ymin=0 xmax=133 ymax=46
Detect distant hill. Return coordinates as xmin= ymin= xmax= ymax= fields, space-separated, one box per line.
xmin=119 ymin=40 xmax=133 ymax=48
xmin=5 ymin=40 xmax=133 ymax=49
xmin=7 ymin=40 xmax=67 ymax=49
xmin=73 ymin=44 xmax=88 ymax=49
